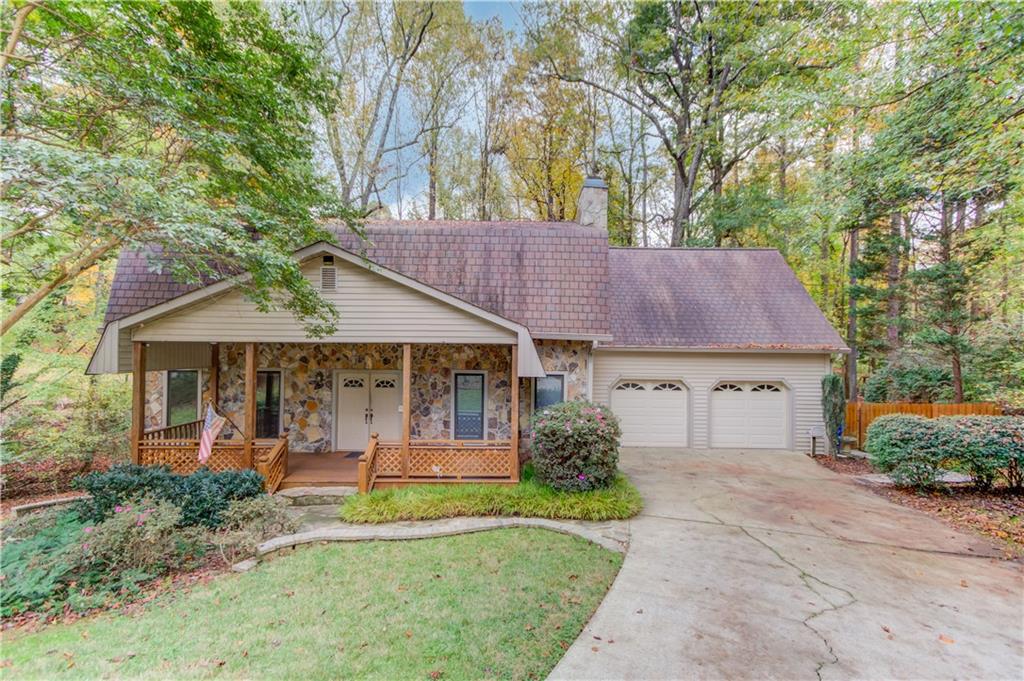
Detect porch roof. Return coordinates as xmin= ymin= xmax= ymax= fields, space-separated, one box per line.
xmin=88 ymin=244 xmax=547 ymax=376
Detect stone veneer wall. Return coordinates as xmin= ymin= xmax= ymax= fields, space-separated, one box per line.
xmin=517 ymin=340 xmax=592 ymax=448
xmin=142 ymin=340 xmax=590 ymax=454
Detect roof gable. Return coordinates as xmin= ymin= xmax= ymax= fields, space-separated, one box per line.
xmin=605 ymin=248 xmax=847 ymax=351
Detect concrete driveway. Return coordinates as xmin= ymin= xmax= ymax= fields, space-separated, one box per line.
xmin=551 ymin=448 xmax=1023 ymax=680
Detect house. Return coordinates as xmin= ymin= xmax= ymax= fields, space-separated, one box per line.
xmin=88 ymin=178 xmax=847 ymax=492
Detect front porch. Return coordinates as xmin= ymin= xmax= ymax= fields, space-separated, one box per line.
xmin=130 ymin=341 xmax=526 ymax=494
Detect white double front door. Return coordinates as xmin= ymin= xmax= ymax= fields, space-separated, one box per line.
xmin=334 ymin=371 xmax=402 ymax=451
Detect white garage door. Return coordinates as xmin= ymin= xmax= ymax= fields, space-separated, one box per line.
xmin=710 ymin=382 xmax=787 ymax=449
xmin=611 ymin=380 xmax=688 ymax=447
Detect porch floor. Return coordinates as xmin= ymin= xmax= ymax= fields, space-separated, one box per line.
xmin=280 ymin=451 xmax=360 ymax=489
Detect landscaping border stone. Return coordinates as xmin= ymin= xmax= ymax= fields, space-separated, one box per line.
xmin=232 ymin=516 xmax=629 ymax=571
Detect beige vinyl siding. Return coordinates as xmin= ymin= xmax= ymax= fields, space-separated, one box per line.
xmin=109 ymin=336 xmax=211 ymax=374
xmin=132 ymin=259 xmax=516 ymax=345
xmin=593 ymin=350 xmax=831 ymax=452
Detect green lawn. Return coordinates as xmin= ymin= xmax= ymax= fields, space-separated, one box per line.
xmin=341 ymin=469 xmax=642 ymax=523
xmin=1 ymin=529 xmax=622 ymax=680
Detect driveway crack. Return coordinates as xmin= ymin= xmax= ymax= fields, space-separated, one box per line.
xmin=695 ymin=502 xmax=858 ymax=680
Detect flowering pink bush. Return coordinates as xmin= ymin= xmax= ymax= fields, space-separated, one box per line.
xmin=530 ymin=400 xmax=621 ymax=492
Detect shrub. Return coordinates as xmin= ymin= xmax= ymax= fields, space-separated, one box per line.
xmin=530 ymin=401 xmax=621 ymax=492
xmin=941 ymin=416 xmax=1024 ymax=491
xmin=821 ymin=374 xmax=845 ymax=456
xmin=866 ymin=415 xmax=951 ymax=489
xmin=72 ymin=464 xmax=265 ymax=528
xmin=74 ymin=497 xmax=206 ymax=577
xmin=867 ymin=414 xmax=1024 ymax=491
xmin=209 ymin=496 xmax=298 ymax=564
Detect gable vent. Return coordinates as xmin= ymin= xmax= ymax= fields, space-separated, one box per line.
xmin=320 ymin=255 xmax=337 ymax=291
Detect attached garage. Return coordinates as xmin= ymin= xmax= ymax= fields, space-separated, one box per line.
xmin=709 ymin=382 xmax=788 ymax=449
xmin=592 ymin=350 xmax=831 ymax=451
xmin=611 ymin=379 xmax=688 ymax=447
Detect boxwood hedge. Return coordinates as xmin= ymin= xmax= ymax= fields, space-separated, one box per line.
xmin=866 ymin=414 xmax=1024 ymax=490
xmin=72 ymin=464 xmax=265 ymax=528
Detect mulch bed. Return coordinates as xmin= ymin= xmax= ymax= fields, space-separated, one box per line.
xmin=873 ymin=486 xmax=1024 ymax=558
xmin=0 ymin=456 xmax=113 ymax=503
xmin=812 ymin=455 xmax=875 ymax=476
xmin=811 ymin=454 xmax=1024 ymax=559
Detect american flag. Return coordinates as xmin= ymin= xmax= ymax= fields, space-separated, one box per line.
xmin=198 ymin=405 xmax=227 ymax=464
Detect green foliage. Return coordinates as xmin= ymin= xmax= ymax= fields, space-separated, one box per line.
xmin=340 ymin=464 xmax=642 ymax=523
xmin=867 ymin=415 xmax=1024 ymax=491
xmin=0 ymin=511 xmax=83 ymax=617
xmin=863 ymin=360 xmax=954 ymax=403
xmin=940 ymin=417 xmax=1024 ymax=491
xmin=529 ymin=400 xmax=622 ymax=492
xmin=866 ymin=415 xmax=950 ymax=489
xmin=77 ymin=498 xmax=206 ymax=577
xmin=2 ymin=0 xmax=359 ymax=336
xmin=72 ymin=464 xmax=265 ymax=528
xmin=0 ymin=353 xmax=22 ymax=405
xmin=821 ymin=374 xmax=846 ymax=455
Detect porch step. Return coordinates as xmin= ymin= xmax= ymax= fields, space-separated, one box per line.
xmin=275 ymin=486 xmax=357 ymax=506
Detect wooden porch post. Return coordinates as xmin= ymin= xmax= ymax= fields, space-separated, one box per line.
xmin=243 ymin=342 xmax=257 ymax=468
xmin=401 ymin=343 xmax=411 ymax=478
xmin=208 ymin=343 xmax=219 ymax=408
xmin=130 ymin=341 xmax=146 ymax=464
xmin=510 ymin=344 xmax=520 ymax=482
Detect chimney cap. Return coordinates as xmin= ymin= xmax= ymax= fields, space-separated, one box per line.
xmin=582 ymin=176 xmax=607 ymax=189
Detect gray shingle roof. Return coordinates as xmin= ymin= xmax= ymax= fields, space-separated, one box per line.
xmin=605 ymin=248 xmax=847 ymax=350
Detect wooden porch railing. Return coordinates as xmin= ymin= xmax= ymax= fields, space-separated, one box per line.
xmin=142 ymin=419 xmax=203 ymax=442
xmin=359 ymin=436 xmax=515 ymax=493
xmin=845 ymin=401 xmax=1004 ymax=448
xmin=254 ymin=436 xmax=288 ymax=494
xmin=136 ymin=433 xmax=289 ymax=492
xmin=357 ymin=432 xmax=380 ymax=494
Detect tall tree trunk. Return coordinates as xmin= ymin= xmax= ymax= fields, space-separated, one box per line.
xmin=846 ymin=222 xmax=860 ymax=401
xmin=777 ymin=136 xmax=788 ymax=199
xmin=886 ymin=212 xmax=903 ymax=357
xmin=427 ymin=129 xmax=438 ymax=220
xmin=939 ymin=198 xmax=964 ymax=403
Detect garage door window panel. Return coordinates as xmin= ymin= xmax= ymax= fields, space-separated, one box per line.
xmin=611 ymin=379 xmax=688 ymax=447
xmin=711 ymin=381 xmax=787 ymax=449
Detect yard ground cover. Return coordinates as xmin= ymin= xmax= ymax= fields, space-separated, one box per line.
xmin=340 ymin=468 xmax=642 ymax=523
xmin=1 ymin=528 xmax=622 ymax=680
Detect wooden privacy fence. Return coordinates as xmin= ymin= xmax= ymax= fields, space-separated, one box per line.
xmin=845 ymin=402 xmax=1003 ymax=448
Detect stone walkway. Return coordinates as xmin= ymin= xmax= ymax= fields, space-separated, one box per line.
xmin=231 ymin=504 xmax=631 ymax=572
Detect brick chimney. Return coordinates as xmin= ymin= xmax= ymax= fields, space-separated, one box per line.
xmin=575 ymin=175 xmax=608 ymax=231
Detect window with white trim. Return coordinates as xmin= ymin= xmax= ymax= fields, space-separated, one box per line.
xmin=653 ymin=382 xmax=683 ymax=392
xmin=714 ymin=383 xmax=743 ymax=392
